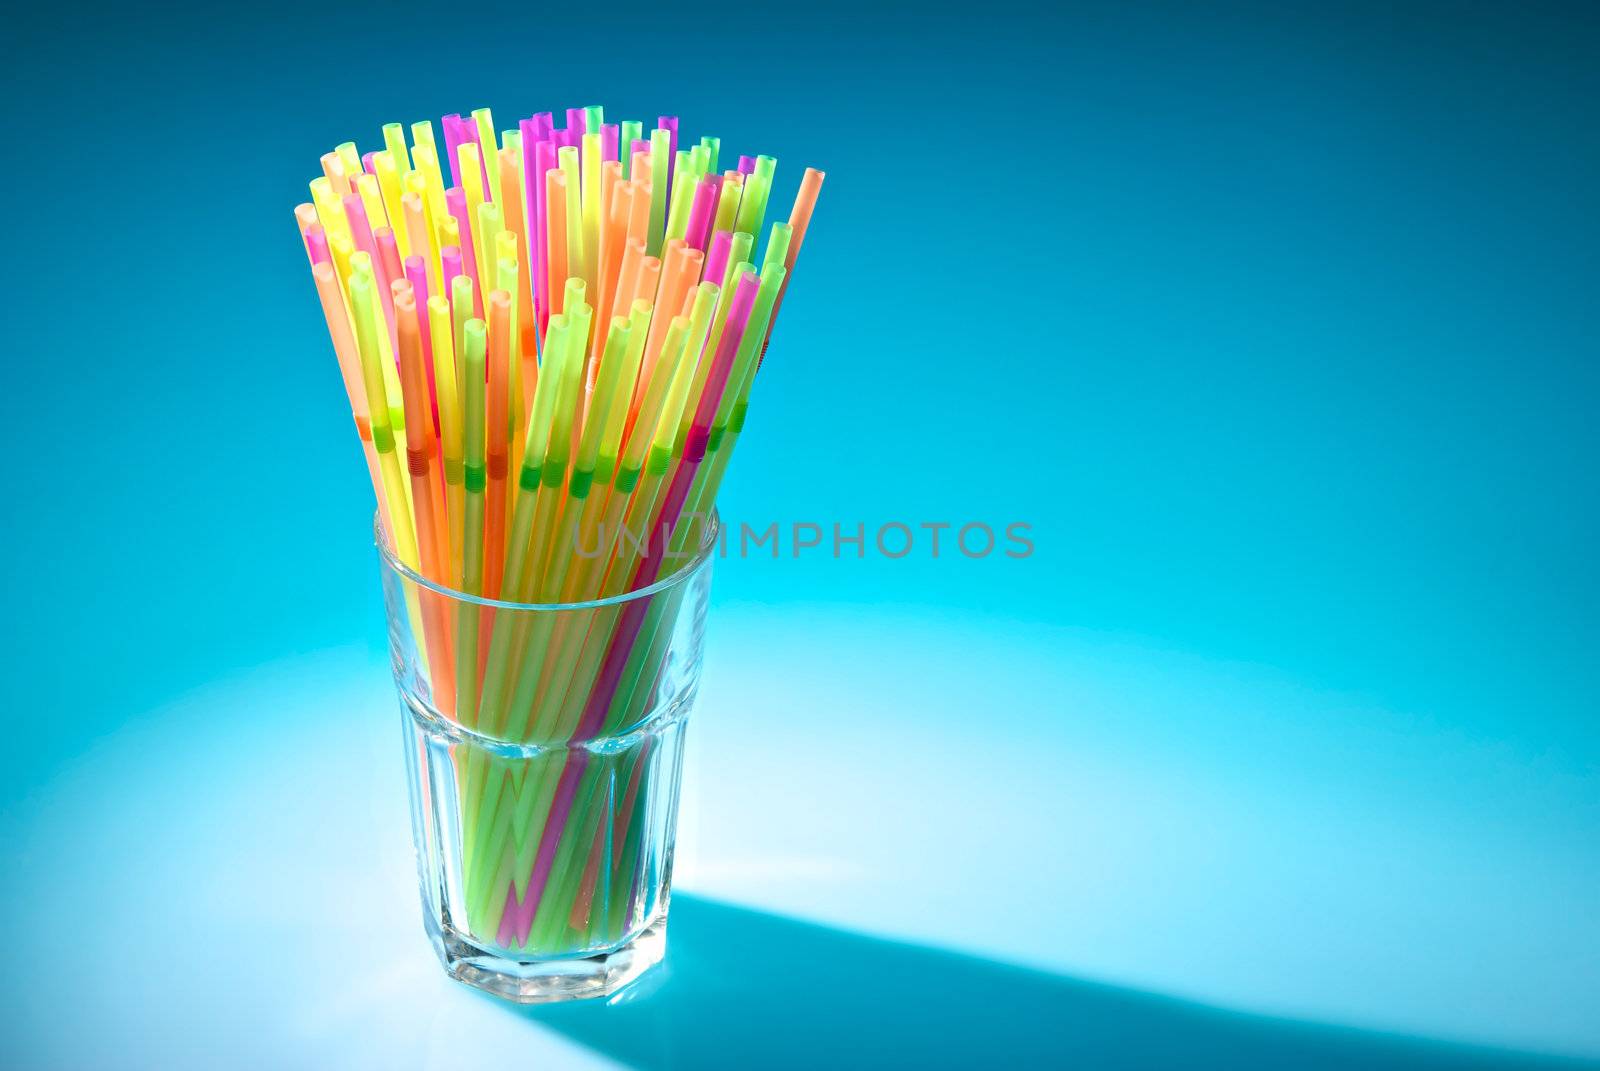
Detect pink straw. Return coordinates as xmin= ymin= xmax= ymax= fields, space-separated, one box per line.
xmin=444 ymin=187 xmax=482 ymax=316
xmin=442 ymin=114 xmax=466 ymax=188
xmin=737 ymin=155 xmax=756 ymax=175
xmin=304 ymin=224 xmax=330 ymax=266
xmin=703 ymin=230 xmax=733 ymax=285
xmin=533 ymin=140 xmax=558 ymax=334
xmin=684 ymin=176 xmax=720 ymax=252
xmin=403 ymin=254 xmax=440 ymax=427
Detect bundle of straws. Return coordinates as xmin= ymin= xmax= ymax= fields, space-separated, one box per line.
xmin=294 ymin=105 xmax=821 ymax=951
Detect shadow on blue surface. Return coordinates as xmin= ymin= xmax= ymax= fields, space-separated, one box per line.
xmin=512 ymin=896 xmax=1591 ymax=1070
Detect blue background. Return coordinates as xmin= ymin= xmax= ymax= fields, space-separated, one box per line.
xmin=3 ymin=1 xmax=1597 ymax=1067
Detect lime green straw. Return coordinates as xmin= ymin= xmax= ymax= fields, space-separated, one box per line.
xmin=647 ymin=128 xmax=670 ymax=256
xmin=348 ymin=259 xmax=419 ymax=571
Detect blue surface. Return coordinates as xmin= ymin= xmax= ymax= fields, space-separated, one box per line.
xmin=3 ymin=1 xmax=1598 ymax=1067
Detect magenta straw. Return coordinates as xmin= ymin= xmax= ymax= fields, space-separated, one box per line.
xmin=737 ymin=155 xmax=757 ymax=175
xmin=441 ymin=245 xmax=463 ymax=295
xmin=533 ymin=111 xmax=553 ymax=142
xmin=528 ymin=117 xmax=553 ymax=329
xmin=403 ymin=254 xmax=440 ymax=427
xmin=341 ymin=192 xmax=378 ymax=260
xmin=534 ymin=140 xmax=558 ymax=333
xmin=361 ymin=151 xmax=377 ymax=175
xmin=601 ymin=122 xmax=619 ymax=163
xmin=684 ymin=176 xmax=720 ymax=252
xmin=442 ymin=113 xmax=466 ymax=188
xmin=565 ymin=107 xmax=586 ymax=136
xmin=703 ymin=230 xmax=733 ymax=285
xmin=304 ymin=224 xmax=330 ymax=266
xmin=444 ymin=187 xmax=482 ymax=316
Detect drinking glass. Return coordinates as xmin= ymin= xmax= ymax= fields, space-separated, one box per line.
xmin=377 ymin=512 xmax=715 ymax=1002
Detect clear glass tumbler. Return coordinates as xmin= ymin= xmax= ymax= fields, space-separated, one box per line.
xmin=376 ymin=513 xmax=715 ymax=1002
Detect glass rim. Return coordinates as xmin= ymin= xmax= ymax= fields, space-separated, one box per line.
xmin=375 ymin=508 xmax=719 ymax=612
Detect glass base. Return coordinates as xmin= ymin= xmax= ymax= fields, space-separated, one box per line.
xmin=424 ymin=908 xmax=668 ymax=1004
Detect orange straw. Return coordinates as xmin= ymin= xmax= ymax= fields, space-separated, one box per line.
xmin=545 ymin=170 xmax=569 ymax=317
xmin=395 ymin=282 xmax=456 ymax=711
xmin=482 ymin=290 xmax=514 ymax=602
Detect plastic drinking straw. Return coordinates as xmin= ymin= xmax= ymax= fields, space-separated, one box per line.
xmin=395 ymin=283 xmax=456 ymax=702
xmin=411 ymin=142 xmax=450 ymax=237
xmin=762 ymin=167 xmax=826 ymax=357
xmin=307 ymin=259 xmax=388 ymax=518
xmin=482 ymin=291 xmax=514 ymax=604
xmin=713 ymin=172 xmax=743 ymax=235
xmin=334 ymin=141 xmax=361 ymax=181
xmin=444 ymin=188 xmax=483 ymax=316
xmin=646 ymin=128 xmax=670 ymax=256
xmin=684 ymin=176 xmax=720 ymax=252
xmin=545 ymin=169 xmax=569 ymax=317
xmin=402 ymin=256 xmax=438 ymax=425
xmin=383 ymin=121 xmax=411 ymax=172
xmin=733 ymin=155 xmax=775 ymax=243
xmin=374 ymin=153 xmax=408 ymax=258
xmin=593 ymin=179 xmax=634 ymax=363
xmin=498 ymin=147 xmax=537 ymax=365
xmin=356 ymin=173 xmax=388 ymax=241
xmin=294 ymin=200 xmax=322 ymax=244
xmin=619 ymin=121 xmax=642 ymax=176
xmin=657 ymin=116 xmax=678 ymax=186
xmin=305 ymin=225 xmax=331 ymax=267
xmin=699 ymin=135 xmax=720 ymax=175
xmin=581 ymin=132 xmax=602 ymax=293
xmin=518 ymin=119 xmax=542 ymax=312
xmin=442 ymin=114 xmax=466 ymax=188
xmin=703 ymin=231 xmax=733 ymax=292
xmin=533 ymin=140 xmax=558 ymax=329
xmin=321 ymin=151 xmax=350 ymax=198
xmin=462 ymin=145 xmax=491 ymax=273
xmin=494 ymin=234 xmax=526 ymax=486
xmin=401 ymin=192 xmax=437 ymax=298
xmin=455 ymin=317 xmax=488 ymax=719
xmin=349 ymin=261 xmax=418 ymax=569
xmin=558 ymin=146 xmax=583 ymax=296
xmin=471 ymin=107 xmax=499 ymax=203
xmin=427 ymin=294 xmax=464 ymax=584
